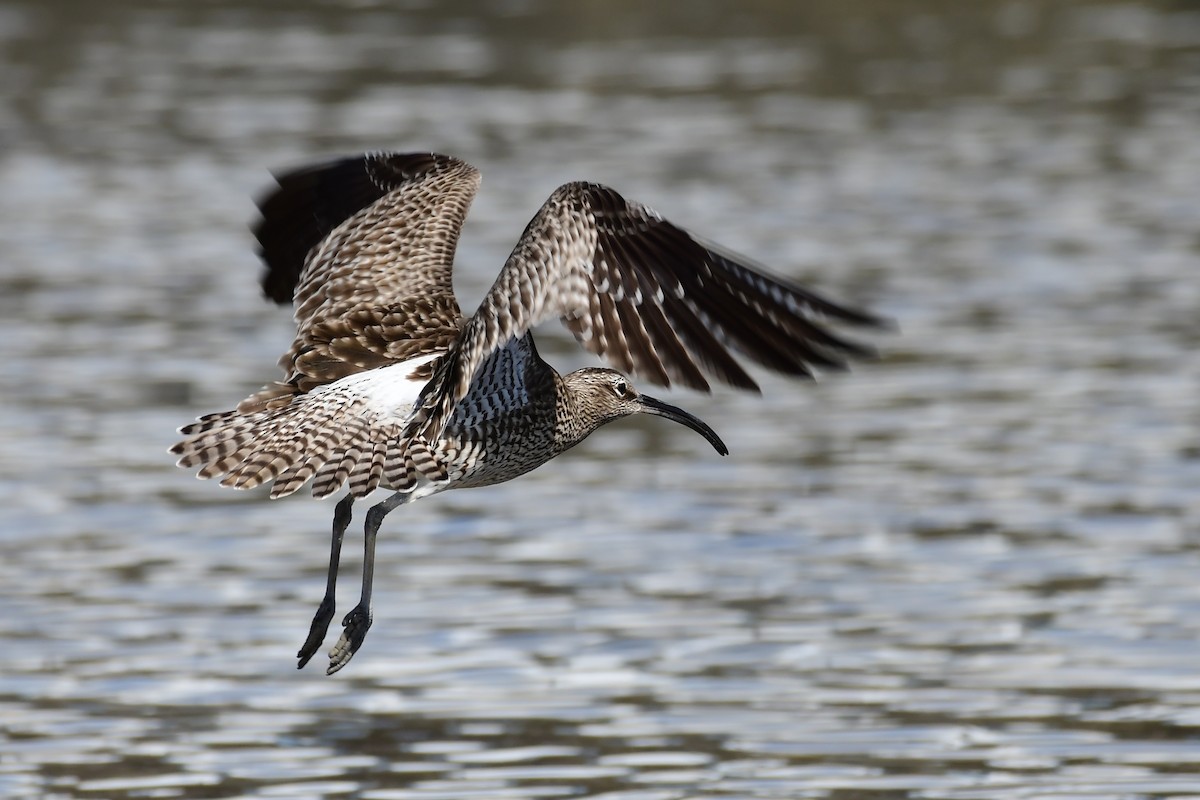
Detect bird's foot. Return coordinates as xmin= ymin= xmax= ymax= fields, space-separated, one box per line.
xmin=296 ymin=596 xmax=337 ymax=669
xmin=327 ymin=605 xmax=372 ymax=675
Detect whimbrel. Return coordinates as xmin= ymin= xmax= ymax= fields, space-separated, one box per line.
xmin=171 ymin=152 xmax=885 ymax=674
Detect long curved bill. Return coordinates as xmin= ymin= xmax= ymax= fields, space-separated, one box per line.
xmin=637 ymin=395 xmax=729 ymax=456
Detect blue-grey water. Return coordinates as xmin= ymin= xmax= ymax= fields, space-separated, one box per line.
xmin=2 ymin=1 xmax=1199 ymax=798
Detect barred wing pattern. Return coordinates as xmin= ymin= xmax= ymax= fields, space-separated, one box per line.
xmin=411 ymin=181 xmax=883 ymax=437
xmin=172 ymin=337 xmax=552 ymax=500
xmin=174 ymin=356 xmax=445 ymax=500
xmin=175 ymin=153 xmax=484 ymax=498
xmin=242 ymin=152 xmax=480 ymax=411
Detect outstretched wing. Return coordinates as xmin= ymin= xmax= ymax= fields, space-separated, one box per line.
xmin=243 ymin=152 xmax=480 ymax=411
xmin=412 ymin=181 xmax=886 ymax=436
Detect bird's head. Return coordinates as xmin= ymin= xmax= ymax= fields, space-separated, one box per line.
xmin=562 ymin=368 xmax=728 ymax=455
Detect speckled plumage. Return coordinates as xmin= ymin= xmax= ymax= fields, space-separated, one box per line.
xmin=171 ymin=151 xmax=885 ymax=674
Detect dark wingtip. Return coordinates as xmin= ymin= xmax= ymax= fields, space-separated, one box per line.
xmin=857 ymin=310 xmax=899 ymax=332
xmin=253 ymin=156 xmax=385 ymax=306
xmin=807 ymin=298 xmax=896 ymax=336
xmin=252 ymin=152 xmax=463 ymax=306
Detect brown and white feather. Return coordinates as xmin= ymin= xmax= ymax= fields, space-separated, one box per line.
xmin=409 ymin=181 xmax=883 ymax=438
xmin=174 ymin=356 xmax=441 ymax=499
xmin=240 ymin=153 xmax=479 ymax=413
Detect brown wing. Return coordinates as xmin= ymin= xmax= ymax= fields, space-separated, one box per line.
xmin=411 ymin=181 xmax=886 ymax=435
xmin=173 ymin=362 xmax=434 ymax=500
xmin=241 ymin=152 xmax=480 ymax=412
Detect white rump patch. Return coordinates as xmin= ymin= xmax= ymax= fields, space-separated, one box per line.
xmin=311 ymin=352 xmax=441 ymax=424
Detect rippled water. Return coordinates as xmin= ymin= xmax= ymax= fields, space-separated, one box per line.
xmin=2 ymin=1 xmax=1199 ymax=798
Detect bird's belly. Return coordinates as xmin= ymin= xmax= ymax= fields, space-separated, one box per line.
xmin=441 ymin=417 xmax=561 ymax=491
xmin=450 ymin=452 xmax=553 ymax=489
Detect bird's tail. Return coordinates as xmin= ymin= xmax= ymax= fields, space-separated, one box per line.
xmin=170 ymin=395 xmax=439 ymax=499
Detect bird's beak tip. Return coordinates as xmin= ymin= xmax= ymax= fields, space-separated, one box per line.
xmin=638 ymin=394 xmax=728 ymax=457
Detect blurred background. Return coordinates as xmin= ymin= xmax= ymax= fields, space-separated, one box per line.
xmin=2 ymin=0 xmax=1199 ymax=797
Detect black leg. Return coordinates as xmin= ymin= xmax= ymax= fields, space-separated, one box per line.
xmin=327 ymin=490 xmax=409 ymax=675
xmin=297 ymin=494 xmax=354 ymax=669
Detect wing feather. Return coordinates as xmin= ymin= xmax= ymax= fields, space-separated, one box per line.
xmin=412 ymin=181 xmax=885 ymax=436
xmin=240 ymin=152 xmax=477 ymax=412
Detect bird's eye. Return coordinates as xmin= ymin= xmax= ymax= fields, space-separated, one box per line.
xmin=613 ymin=379 xmax=629 ymax=397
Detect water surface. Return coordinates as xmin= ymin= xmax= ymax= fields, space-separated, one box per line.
xmin=2 ymin=1 xmax=1199 ymax=798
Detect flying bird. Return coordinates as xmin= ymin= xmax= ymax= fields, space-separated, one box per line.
xmin=171 ymin=152 xmax=885 ymax=674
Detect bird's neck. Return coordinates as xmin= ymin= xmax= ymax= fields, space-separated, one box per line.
xmin=551 ymin=374 xmax=613 ymax=455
